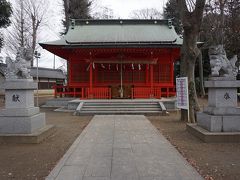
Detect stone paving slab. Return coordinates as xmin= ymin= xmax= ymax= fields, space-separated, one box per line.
xmin=46 ymin=115 xmax=203 ymax=180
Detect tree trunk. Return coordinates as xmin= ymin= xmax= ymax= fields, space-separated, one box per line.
xmin=197 ymin=50 xmax=205 ymax=97
xmin=31 ymin=28 xmax=36 ymax=66
xmin=31 ymin=17 xmax=37 ymax=67
xmin=177 ymin=0 xmax=206 ymax=123
xmin=180 ymin=30 xmax=200 ymax=123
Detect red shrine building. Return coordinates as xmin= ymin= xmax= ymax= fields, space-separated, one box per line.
xmin=40 ymin=19 xmax=182 ymax=99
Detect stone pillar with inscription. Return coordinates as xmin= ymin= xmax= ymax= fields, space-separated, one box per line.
xmin=0 ymin=79 xmax=46 ymax=134
xmin=197 ymin=77 xmax=240 ymax=132
xmin=0 ymin=48 xmax=52 ymax=142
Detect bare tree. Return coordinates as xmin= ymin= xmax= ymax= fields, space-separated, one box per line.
xmin=25 ymin=0 xmax=48 ymax=66
xmin=177 ymin=0 xmax=206 ymax=123
xmin=5 ymin=0 xmax=48 ymax=66
xmin=92 ymin=6 xmax=115 ymax=19
xmin=130 ymin=8 xmax=162 ymax=19
xmin=5 ymin=0 xmax=28 ymax=52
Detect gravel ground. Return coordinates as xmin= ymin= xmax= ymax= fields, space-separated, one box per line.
xmin=0 ymin=97 xmax=240 ymax=180
xmin=148 ymin=98 xmax=240 ymax=180
xmin=0 ymin=97 xmax=92 ymax=180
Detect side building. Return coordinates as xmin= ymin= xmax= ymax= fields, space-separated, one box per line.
xmin=0 ymin=63 xmax=66 ymax=95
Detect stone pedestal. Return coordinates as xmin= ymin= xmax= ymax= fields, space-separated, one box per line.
xmin=197 ymin=78 xmax=240 ymax=132
xmin=0 ymin=80 xmax=53 ymax=143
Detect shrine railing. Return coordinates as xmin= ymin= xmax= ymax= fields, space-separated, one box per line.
xmin=86 ymin=87 xmax=111 ymax=99
xmin=53 ymin=85 xmax=111 ymax=99
xmin=53 ymin=85 xmax=87 ymax=98
xmin=131 ymin=86 xmax=176 ymax=99
xmin=53 ymin=85 xmax=175 ymax=99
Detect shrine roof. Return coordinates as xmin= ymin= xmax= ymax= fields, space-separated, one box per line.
xmin=40 ymin=19 xmax=183 ymax=48
xmin=30 ymin=67 xmax=66 ymax=79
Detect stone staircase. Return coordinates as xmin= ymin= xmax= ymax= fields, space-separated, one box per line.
xmin=74 ymin=100 xmax=166 ymax=116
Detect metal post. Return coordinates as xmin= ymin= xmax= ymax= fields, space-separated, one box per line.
xmin=36 ymin=56 xmax=39 ymax=106
xmin=53 ymin=54 xmax=55 ymax=69
xmin=34 ymin=51 xmax=41 ymax=106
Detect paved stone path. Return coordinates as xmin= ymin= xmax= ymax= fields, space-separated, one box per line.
xmin=46 ymin=115 xmax=203 ymax=180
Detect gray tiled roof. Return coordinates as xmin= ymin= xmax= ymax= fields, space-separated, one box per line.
xmin=30 ymin=67 xmax=66 ymax=79
xmin=40 ymin=19 xmax=183 ymax=48
xmin=0 ymin=63 xmax=66 ymax=79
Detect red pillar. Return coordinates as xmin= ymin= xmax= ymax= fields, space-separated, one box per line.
xmin=170 ymin=51 xmax=174 ymax=85
xmin=146 ymin=64 xmax=149 ymax=84
xmin=150 ymin=64 xmax=153 ymax=98
xmin=94 ymin=63 xmax=97 ymax=84
xmin=68 ymin=61 xmax=72 ymax=85
xmin=171 ymin=61 xmax=174 ymax=84
xmin=89 ymin=62 xmax=93 ymax=98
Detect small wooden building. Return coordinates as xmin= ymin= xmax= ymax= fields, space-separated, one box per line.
xmin=0 ymin=63 xmax=66 ymax=94
xmin=40 ymin=19 xmax=182 ymax=99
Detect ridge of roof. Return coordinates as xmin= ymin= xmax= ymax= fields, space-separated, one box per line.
xmin=30 ymin=66 xmax=63 ymax=71
xmin=70 ymin=19 xmax=172 ymax=26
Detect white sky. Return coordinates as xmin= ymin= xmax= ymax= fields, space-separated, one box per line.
xmin=96 ymin=0 xmax=166 ymax=18
xmin=1 ymin=0 xmax=166 ymax=69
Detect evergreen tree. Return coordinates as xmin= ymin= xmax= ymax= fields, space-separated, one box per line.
xmin=0 ymin=0 xmax=12 ymax=48
xmin=62 ymin=0 xmax=92 ymax=32
xmin=163 ymin=0 xmax=182 ymax=35
xmin=224 ymin=0 xmax=240 ymax=57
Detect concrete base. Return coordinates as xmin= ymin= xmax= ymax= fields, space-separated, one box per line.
xmin=0 ymin=107 xmax=40 ymax=117
xmin=0 ymin=125 xmax=55 ymax=144
xmin=197 ymin=112 xmax=240 ymax=132
xmin=197 ymin=112 xmax=222 ymax=132
xmin=41 ymin=98 xmax=76 ymax=108
xmin=203 ymin=106 xmax=240 ymax=115
xmin=187 ymin=123 xmax=240 ymax=143
xmin=223 ymin=116 xmax=240 ymax=131
xmin=0 ymin=113 xmax=45 ymax=134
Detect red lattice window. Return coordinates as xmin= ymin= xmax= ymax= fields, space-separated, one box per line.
xmin=159 ymin=63 xmax=171 ymax=83
xmin=71 ymin=62 xmax=89 ymax=83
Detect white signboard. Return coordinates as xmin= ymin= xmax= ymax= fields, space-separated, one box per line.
xmin=176 ymin=77 xmax=189 ymax=110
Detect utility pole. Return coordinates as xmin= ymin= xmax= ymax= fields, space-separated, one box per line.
xmin=34 ymin=51 xmax=41 ymax=107
xmin=53 ymin=55 xmax=55 ymax=69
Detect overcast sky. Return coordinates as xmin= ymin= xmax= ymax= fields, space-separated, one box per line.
xmin=1 ymin=0 xmax=166 ymax=69
xmin=96 ymin=0 xmax=166 ymax=18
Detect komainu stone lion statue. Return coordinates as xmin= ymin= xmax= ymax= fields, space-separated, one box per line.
xmin=209 ymin=45 xmax=238 ymax=78
xmin=5 ymin=47 xmax=33 ymax=80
